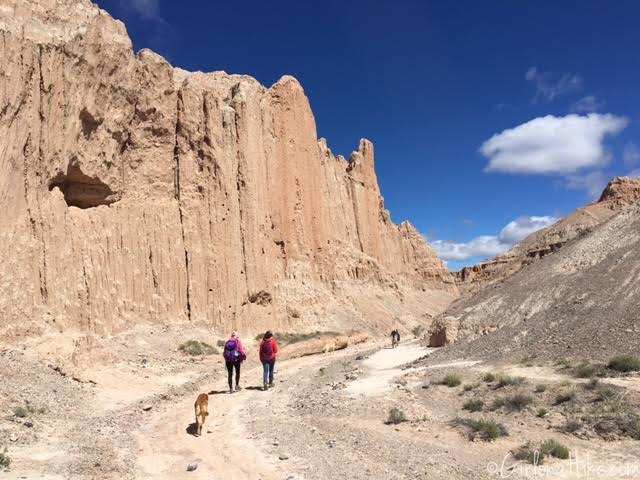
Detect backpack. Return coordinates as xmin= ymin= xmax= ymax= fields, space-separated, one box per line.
xmin=224 ymin=339 xmax=241 ymax=362
xmin=260 ymin=339 xmax=274 ymax=359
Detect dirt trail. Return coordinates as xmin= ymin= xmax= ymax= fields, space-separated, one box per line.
xmin=345 ymin=341 xmax=432 ymax=396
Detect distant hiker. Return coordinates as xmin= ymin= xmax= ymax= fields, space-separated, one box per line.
xmin=259 ymin=330 xmax=279 ymax=391
xmin=223 ymin=331 xmax=246 ymax=393
xmin=391 ymin=329 xmax=400 ymax=348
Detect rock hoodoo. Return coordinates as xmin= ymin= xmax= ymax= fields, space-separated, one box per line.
xmin=0 ymin=0 xmax=457 ymax=337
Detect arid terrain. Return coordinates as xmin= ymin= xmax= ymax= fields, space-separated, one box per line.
xmin=1 ymin=1 xmax=640 ymax=479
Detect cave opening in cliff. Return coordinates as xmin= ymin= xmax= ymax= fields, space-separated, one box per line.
xmin=48 ymin=160 xmax=118 ymax=209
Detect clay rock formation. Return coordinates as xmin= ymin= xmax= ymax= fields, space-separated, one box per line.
xmin=0 ymin=0 xmax=457 ymax=338
xmin=427 ymin=317 xmax=458 ymax=347
xmin=455 ymin=176 xmax=640 ymax=293
xmin=439 ymin=200 xmax=640 ymax=362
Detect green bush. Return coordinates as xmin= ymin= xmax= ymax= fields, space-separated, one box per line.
xmin=463 ymin=383 xmax=479 ymax=392
xmin=12 ymin=406 xmax=27 ymax=418
xmin=536 ymin=408 xmax=548 ymax=418
xmin=439 ymin=373 xmax=462 ymax=387
xmin=535 ymin=384 xmax=547 ymax=393
xmin=462 ymin=399 xmax=484 ymax=412
xmin=505 ymin=393 xmax=533 ymax=412
xmin=497 ymin=375 xmax=525 ymax=388
xmin=555 ymin=390 xmax=575 ymax=405
xmin=574 ymin=363 xmax=598 ymax=378
xmin=541 ymin=439 xmax=570 ymax=459
xmin=608 ymin=355 xmax=640 ymax=373
xmin=482 ymin=372 xmax=496 ymax=383
xmin=254 ymin=331 xmax=340 ymax=345
xmin=0 ymin=448 xmax=10 ymax=468
xmin=490 ymin=397 xmax=506 ymax=411
xmin=513 ymin=442 xmax=544 ymax=465
xmin=466 ymin=418 xmax=508 ymax=441
xmin=386 ymin=407 xmax=408 ymax=425
xmin=513 ymin=439 xmax=570 ymax=465
xmin=561 ymin=419 xmax=582 ymax=433
xmin=178 ymin=340 xmax=218 ymax=356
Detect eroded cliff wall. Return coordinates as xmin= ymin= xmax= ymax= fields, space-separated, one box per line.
xmin=0 ymin=0 xmax=457 ymax=337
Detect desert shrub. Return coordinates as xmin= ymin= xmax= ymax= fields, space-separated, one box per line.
xmin=462 ymin=399 xmax=484 ymax=412
xmin=541 ymin=439 xmax=570 ymax=459
xmin=464 ymin=418 xmax=508 ymax=441
xmin=482 ymin=372 xmax=496 ymax=383
xmin=514 ymin=439 xmax=569 ymax=464
xmin=505 ymin=393 xmax=534 ymax=412
xmin=497 ymin=375 xmax=525 ymax=388
xmin=0 ymin=448 xmax=10 ymax=468
xmin=463 ymin=383 xmax=479 ymax=392
xmin=216 ymin=339 xmax=226 ymax=347
xmin=574 ymin=362 xmax=598 ymax=378
xmin=412 ymin=325 xmax=425 ymax=337
xmin=178 ymin=340 xmax=218 ymax=356
xmin=593 ymin=413 xmax=640 ymax=440
xmin=386 ymin=407 xmax=407 ymax=425
xmin=556 ymin=358 xmax=573 ymax=370
xmin=513 ymin=442 xmax=545 ymax=465
xmin=535 ymin=384 xmax=547 ymax=393
xmin=536 ymin=408 xmax=548 ymax=418
xmin=483 ymin=373 xmax=496 ymax=383
xmin=12 ymin=406 xmax=28 ymax=418
xmin=255 ymin=331 xmax=340 ymax=345
xmin=439 ymin=373 xmax=462 ymax=387
xmin=490 ymin=397 xmax=506 ymax=411
xmin=608 ymin=355 xmax=640 ymax=373
xmin=561 ymin=419 xmax=582 ymax=433
xmin=555 ymin=390 xmax=575 ymax=405
xmin=585 ymin=377 xmax=601 ymax=390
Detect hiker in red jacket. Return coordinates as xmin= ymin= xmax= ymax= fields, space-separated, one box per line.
xmin=259 ymin=330 xmax=279 ymax=391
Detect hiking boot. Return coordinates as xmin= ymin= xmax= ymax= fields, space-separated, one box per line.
xmin=235 ymin=385 xmax=242 ymax=391
xmin=263 ymin=383 xmax=268 ymax=391
xmin=229 ymin=387 xmax=233 ymax=394
xmin=268 ymin=383 xmax=274 ymax=389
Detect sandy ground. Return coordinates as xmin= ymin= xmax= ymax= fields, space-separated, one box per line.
xmin=3 ymin=330 xmax=640 ymax=479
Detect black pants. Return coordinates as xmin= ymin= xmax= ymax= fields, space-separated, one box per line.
xmin=226 ymin=361 xmax=241 ymax=389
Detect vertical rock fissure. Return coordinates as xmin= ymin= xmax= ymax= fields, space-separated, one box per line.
xmin=233 ymin=107 xmax=250 ymax=297
xmin=174 ymin=91 xmax=191 ymax=320
xmin=37 ymin=45 xmax=48 ymax=301
xmin=347 ymin=178 xmax=365 ymax=253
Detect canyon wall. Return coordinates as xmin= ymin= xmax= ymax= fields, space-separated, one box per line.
xmin=0 ymin=0 xmax=457 ymax=338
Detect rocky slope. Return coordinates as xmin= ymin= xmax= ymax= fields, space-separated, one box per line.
xmin=455 ymin=176 xmax=640 ymax=294
xmin=437 ymin=198 xmax=640 ymax=362
xmin=0 ymin=0 xmax=457 ymax=339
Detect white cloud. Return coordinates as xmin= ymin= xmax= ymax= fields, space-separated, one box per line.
xmin=525 ymin=67 xmax=583 ymax=103
xmin=121 ymin=0 xmax=161 ymax=20
xmin=499 ymin=215 xmax=559 ymax=244
xmin=569 ymin=95 xmax=604 ymax=114
xmin=564 ymin=171 xmax=610 ymax=200
xmin=623 ymin=143 xmax=640 ymax=168
xmin=481 ymin=114 xmax=628 ymax=175
xmin=431 ymin=215 xmax=559 ymax=262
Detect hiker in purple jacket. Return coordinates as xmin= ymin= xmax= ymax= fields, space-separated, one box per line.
xmin=223 ymin=331 xmax=246 ymax=393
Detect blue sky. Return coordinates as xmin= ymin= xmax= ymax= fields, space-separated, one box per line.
xmin=96 ymin=0 xmax=640 ymax=270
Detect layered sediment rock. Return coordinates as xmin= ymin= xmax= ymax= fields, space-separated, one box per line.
xmin=0 ymin=0 xmax=457 ymax=337
xmin=455 ymin=177 xmax=640 ymax=294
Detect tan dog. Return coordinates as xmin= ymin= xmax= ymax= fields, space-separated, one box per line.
xmin=194 ymin=393 xmax=209 ymax=436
